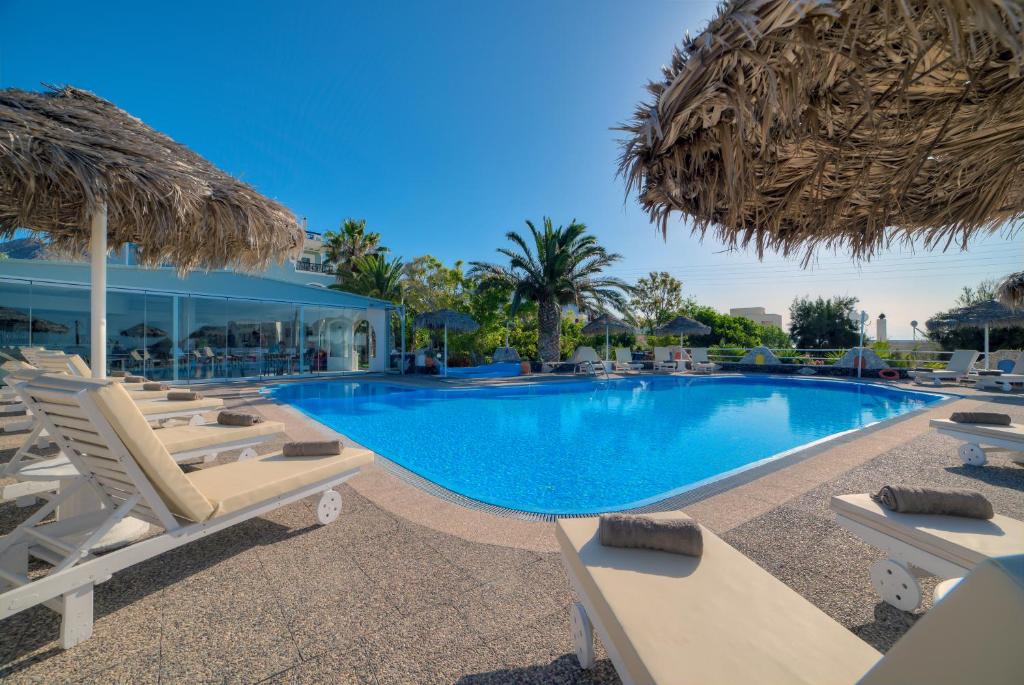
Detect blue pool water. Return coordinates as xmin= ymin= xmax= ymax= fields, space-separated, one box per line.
xmin=272 ymin=376 xmax=943 ymax=514
xmin=444 ymin=362 xmax=521 ymax=378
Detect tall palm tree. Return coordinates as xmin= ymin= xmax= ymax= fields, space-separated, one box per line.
xmin=470 ymin=218 xmax=631 ymax=361
xmin=338 ymin=254 xmax=404 ymax=302
xmin=322 ymin=218 xmax=387 ymax=284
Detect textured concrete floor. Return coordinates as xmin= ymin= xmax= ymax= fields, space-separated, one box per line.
xmin=0 ymin=379 xmax=1021 ymax=684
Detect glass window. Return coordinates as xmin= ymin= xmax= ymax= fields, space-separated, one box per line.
xmin=28 ymin=282 xmax=92 ymax=365
xmin=181 ymin=296 xmax=228 ymax=381
xmin=0 ymin=281 xmax=36 ymax=350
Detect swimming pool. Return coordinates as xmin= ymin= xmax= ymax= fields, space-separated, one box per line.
xmin=272 ymin=376 xmax=944 ymax=515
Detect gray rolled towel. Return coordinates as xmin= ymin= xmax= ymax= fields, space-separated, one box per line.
xmin=599 ymin=513 xmax=703 ymax=556
xmin=166 ymin=390 xmax=203 ymax=401
xmin=950 ymin=412 xmax=1011 ymax=426
xmin=124 ymin=375 xmax=147 ymax=383
xmin=109 ymin=370 xmax=127 ymax=377
xmin=282 ymin=440 xmax=342 ymax=457
xmin=871 ymin=485 xmax=994 ymax=519
xmin=217 ymin=410 xmax=264 ymax=427
xmin=143 ymin=382 xmax=169 ymax=391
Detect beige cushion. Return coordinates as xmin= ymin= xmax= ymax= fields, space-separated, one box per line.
xmin=156 ymin=420 xmax=285 ymax=454
xmin=857 ymin=555 xmax=1024 ymax=685
xmin=135 ymin=397 xmax=223 ymax=416
xmin=186 ymin=449 xmax=373 ymax=518
xmin=930 ymin=418 xmax=1024 ymax=443
xmin=125 ymin=389 xmax=175 ymax=401
xmin=557 ymin=513 xmax=879 ymax=685
xmin=65 ymin=354 xmax=92 ymax=377
xmin=832 ymin=494 xmax=1024 ymax=569
xmin=91 ymin=381 xmax=215 ymax=522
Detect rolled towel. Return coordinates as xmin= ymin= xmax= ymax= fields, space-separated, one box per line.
xmin=599 ymin=513 xmax=703 ymax=556
xmin=166 ymin=390 xmax=203 ymax=401
xmin=217 ymin=410 xmax=264 ymax=427
xmin=282 ymin=440 xmax=342 ymax=457
xmin=124 ymin=375 xmax=146 ymax=383
xmin=950 ymin=412 xmax=1011 ymax=426
xmin=871 ymin=485 xmax=994 ymax=519
xmin=109 ymin=370 xmax=127 ymax=377
xmin=143 ymin=382 xmax=169 ymax=391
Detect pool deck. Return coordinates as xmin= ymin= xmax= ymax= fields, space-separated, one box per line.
xmin=0 ymin=371 xmax=1022 ymax=683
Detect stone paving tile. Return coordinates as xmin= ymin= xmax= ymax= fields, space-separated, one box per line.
xmin=260 ymin=645 xmax=376 ymax=684
xmin=452 ymin=561 xmax=565 ymax=641
xmin=432 ymin=535 xmax=542 ymax=585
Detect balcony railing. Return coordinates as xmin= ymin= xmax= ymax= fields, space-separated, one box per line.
xmin=295 ymin=261 xmax=335 ymax=275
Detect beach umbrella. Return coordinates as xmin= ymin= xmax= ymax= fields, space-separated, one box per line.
xmin=413 ymin=309 xmax=479 ymax=377
xmin=619 ymin=1 xmax=1024 ymax=263
xmin=582 ymin=313 xmax=634 ymax=360
xmin=0 ymin=86 xmax=303 ymax=378
xmin=996 ymin=271 xmax=1024 ymax=309
xmin=119 ymin=323 xmax=168 ymax=339
xmin=926 ymin=300 xmax=1024 ymax=369
xmin=654 ymin=316 xmax=712 ymax=353
xmin=0 ymin=307 xmax=69 ymax=344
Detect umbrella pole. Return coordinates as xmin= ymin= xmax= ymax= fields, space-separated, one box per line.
xmin=984 ymin=324 xmax=990 ymax=370
xmin=90 ymin=203 xmax=108 ymax=379
xmin=605 ymin=326 xmax=609 ymax=361
xmin=444 ymin=323 xmax=448 ymax=378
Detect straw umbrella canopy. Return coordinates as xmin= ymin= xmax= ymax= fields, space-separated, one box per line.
xmin=413 ymin=309 xmax=479 ymax=377
xmin=619 ymin=0 xmax=1024 ymax=263
xmin=927 ymin=300 xmax=1024 ymax=369
xmin=996 ymin=271 xmax=1024 ymax=309
xmin=120 ymin=323 xmax=168 ymax=339
xmin=0 ymin=85 xmax=303 ymax=378
xmin=582 ymin=313 xmax=634 ymax=360
xmin=654 ymin=315 xmax=712 ymax=352
xmin=0 ymin=307 xmax=69 ymax=344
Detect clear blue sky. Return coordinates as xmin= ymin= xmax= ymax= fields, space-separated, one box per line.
xmin=2 ymin=0 xmax=1020 ymax=337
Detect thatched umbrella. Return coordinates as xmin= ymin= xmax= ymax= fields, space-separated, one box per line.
xmin=996 ymin=271 xmax=1024 ymax=309
xmin=0 ymin=307 xmax=69 ymax=343
xmin=620 ymin=0 xmax=1024 ymax=263
xmin=413 ymin=309 xmax=479 ymax=377
xmin=927 ymin=300 xmax=1024 ymax=369
xmin=0 ymin=86 xmax=302 ymax=378
xmin=654 ymin=315 xmax=712 ymax=353
xmin=582 ymin=313 xmax=634 ymax=360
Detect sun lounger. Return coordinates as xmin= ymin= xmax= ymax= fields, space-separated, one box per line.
xmin=831 ymin=493 xmax=1024 ymax=611
xmin=571 ymin=347 xmax=604 ymax=375
xmin=557 ymin=512 xmax=1024 ymax=684
xmin=0 ymin=373 xmax=372 ymax=648
xmin=651 ymin=347 xmax=677 ymax=372
xmin=613 ymin=348 xmax=642 ymax=373
xmin=975 ymin=351 xmax=1024 ymax=392
xmin=689 ymin=347 xmax=719 ymax=373
xmin=929 ymin=418 xmax=1024 ymax=466
xmin=911 ymin=350 xmax=979 ymax=386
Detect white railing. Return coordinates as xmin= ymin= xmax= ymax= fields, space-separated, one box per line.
xmin=703 ymin=347 xmax=956 ymax=369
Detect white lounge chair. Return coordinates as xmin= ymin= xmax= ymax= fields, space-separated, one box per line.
xmin=0 ymin=373 xmax=372 ymax=648
xmin=831 ymin=493 xmax=1024 ymax=611
xmin=651 ymin=346 xmax=677 ymax=372
xmin=613 ymin=348 xmax=643 ymax=373
xmin=571 ymin=346 xmax=604 ymax=375
xmin=689 ymin=347 xmax=720 ymax=374
xmin=975 ymin=351 xmax=1024 ymax=392
xmin=929 ymin=418 xmax=1024 ymax=466
xmin=557 ymin=513 xmax=1023 ymax=684
xmin=910 ymin=350 xmax=979 ymax=386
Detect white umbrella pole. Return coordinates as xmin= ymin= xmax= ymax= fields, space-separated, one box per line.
xmin=605 ymin=325 xmax=609 ymax=361
xmin=984 ymin=324 xmax=990 ymax=370
xmin=90 ymin=203 xmax=108 ymax=379
xmin=444 ymin=323 xmax=448 ymax=378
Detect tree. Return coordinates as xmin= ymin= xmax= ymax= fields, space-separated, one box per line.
xmin=928 ymin=278 xmax=1024 ymax=351
xmin=788 ymin=295 xmax=860 ymax=349
xmin=954 ymin=278 xmax=999 ymax=307
xmin=470 ymin=218 xmax=631 ymax=361
xmin=629 ymin=272 xmax=684 ymax=333
xmin=322 ymin=218 xmax=386 ymax=284
xmin=402 ymin=255 xmax=471 ymax=313
xmin=339 ymin=254 xmax=404 ymax=302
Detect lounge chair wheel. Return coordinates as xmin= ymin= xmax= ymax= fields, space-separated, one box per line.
xmin=570 ymin=602 xmax=595 ymax=669
xmin=870 ymin=559 xmax=922 ymax=612
xmin=958 ymin=443 xmax=987 ymax=467
xmin=316 ymin=490 xmax=342 ymax=525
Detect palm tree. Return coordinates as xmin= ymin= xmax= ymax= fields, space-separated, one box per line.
xmin=338 ymin=254 xmax=404 ymax=302
xmin=322 ymin=218 xmax=387 ymax=284
xmin=470 ymin=218 xmax=631 ymax=362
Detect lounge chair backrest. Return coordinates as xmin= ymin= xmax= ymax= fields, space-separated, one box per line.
xmin=572 ymin=347 xmax=600 ymax=364
xmin=32 ymin=353 xmax=75 ymax=375
xmin=856 ymin=554 xmax=1024 ymax=684
xmin=653 ymin=347 xmax=670 ymax=362
xmin=691 ymin=348 xmax=709 ymax=363
xmin=1009 ymin=351 xmax=1024 ymax=375
xmin=16 ymin=374 xmax=215 ymax=526
xmin=614 ymin=348 xmax=633 ymax=364
xmin=65 ymin=354 xmax=92 ymax=377
xmin=945 ymin=349 xmax=979 ymax=372
xmin=669 ymin=346 xmax=691 ymax=362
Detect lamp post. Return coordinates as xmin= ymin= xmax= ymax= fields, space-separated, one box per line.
xmin=850 ymin=310 xmax=868 ymax=378
xmin=911 ymin=320 xmax=918 ymax=344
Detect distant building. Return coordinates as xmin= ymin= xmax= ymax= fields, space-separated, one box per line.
xmin=730 ymin=306 xmax=783 ymax=328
